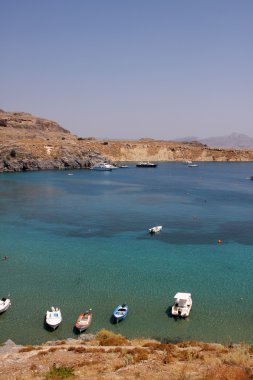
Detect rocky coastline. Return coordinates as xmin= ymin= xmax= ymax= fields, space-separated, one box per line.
xmin=1 ymin=109 xmax=253 ymax=173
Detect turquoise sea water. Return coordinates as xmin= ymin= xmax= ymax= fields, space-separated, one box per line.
xmin=1 ymin=162 xmax=253 ymax=344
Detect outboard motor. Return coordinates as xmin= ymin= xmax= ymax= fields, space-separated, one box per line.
xmin=178 ymin=309 xmax=182 ymax=317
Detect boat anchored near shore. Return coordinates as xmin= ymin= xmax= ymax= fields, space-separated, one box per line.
xmin=113 ymin=304 xmax=128 ymax=322
xmin=46 ymin=307 xmax=62 ymax=330
xmin=171 ymin=293 xmax=192 ymax=318
xmin=75 ymin=309 xmax=93 ymax=333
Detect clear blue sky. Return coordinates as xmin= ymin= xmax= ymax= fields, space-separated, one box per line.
xmin=1 ymin=0 xmax=253 ymax=139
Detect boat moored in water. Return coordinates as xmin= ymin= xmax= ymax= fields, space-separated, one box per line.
xmin=75 ymin=309 xmax=93 ymax=332
xmin=136 ymin=162 xmax=157 ymax=168
xmin=91 ymin=162 xmax=119 ymax=171
xmin=171 ymin=293 xmax=192 ymax=318
xmin=91 ymin=163 xmax=113 ymax=171
xmin=113 ymin=304 xmax=128 ymax=322
xmin=0 ymin=297 xmax=11 ymax=314
xmin=149 ymin=226 xmax=162 ymax=234
xmin=46 ymin=307 xmax=62 ymax=329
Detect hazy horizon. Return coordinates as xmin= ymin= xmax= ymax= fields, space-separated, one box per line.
xmin=1 ymin=0 xmax=253 ymax=140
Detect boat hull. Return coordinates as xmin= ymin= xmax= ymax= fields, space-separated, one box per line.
xmin=136 ymin=164 xmax=157 ymax=167
xmin=149 ymin=226 xmax=162 ymax=233
xmin=92 ymin=167 xmax=112 ymax=171
xmin=113 ymin=305 xmax=128 ymax=322
xmin=46 ymin=308 xmax=62 ymax=330
xmin=75 ymin=312 xmax=92 ymax=332
xmin=0 ymin=298 xmax=11 ymax=314
xmin=171 ymin=305 xmax=191 ymax=318
xmin=171 ymin=293 xmax=192 ymax=318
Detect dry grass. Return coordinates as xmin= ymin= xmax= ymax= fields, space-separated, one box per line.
xmin=202 ymin=365 xmax=252 ymax=380
xmin=4 ymin=333 xmax=253 ymax=380
xmin=142 ymin=341 xmax=162 ymax=350
xmin=67 ymin=346 xmax=87 ymax=354
xmin=18 ymin=345 xmax=38 ymax=353
xmin=96 ymin=329 xmax=128 ymax=346
xmin=221 ymin=344 xmax=250 ymax=365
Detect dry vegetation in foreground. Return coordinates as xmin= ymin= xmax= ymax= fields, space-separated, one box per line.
xmin=1 ymin=330 xmax=253 ymax=379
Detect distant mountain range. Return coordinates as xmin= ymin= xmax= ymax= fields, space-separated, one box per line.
xmin=175 ymin=133 xmax=253 ymax=149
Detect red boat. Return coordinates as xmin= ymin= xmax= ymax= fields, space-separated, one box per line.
xmin=75 ymin=309 xmax=92 ymax=332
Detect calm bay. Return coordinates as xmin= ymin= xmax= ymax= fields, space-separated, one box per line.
xmin=1 ymin=162 xmax=253 ymax=344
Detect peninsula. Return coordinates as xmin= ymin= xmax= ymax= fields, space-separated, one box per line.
xmin=1 ymin=109 xmax=253 ymax=173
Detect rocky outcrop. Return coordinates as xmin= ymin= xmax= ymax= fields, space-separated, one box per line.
xmin=0 ymin=110 xmax=108 ymax=172
xmin=0 ymin=109 xmax=69 ymax=133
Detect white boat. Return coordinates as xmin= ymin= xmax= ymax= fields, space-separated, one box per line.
xmin=149 ymin=225 xmax=162 ymax=233
xmin=46 ymin=307 xmax=62 ymax=329
xmin=91 ymin=162 xmax=118 ymax=171
xmin=0 ymin=297 xmax=11 ymax=314
xmin=171 ymin=292 xmax=192 ymax=318
xmin=91 ymin=163 xmax=112 ymax=171
xmin=188 ymin=163 xmax=198 ymax=167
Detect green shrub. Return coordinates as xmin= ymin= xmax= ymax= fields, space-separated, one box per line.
xmin=45 ymin=365 xmax=74 ymax=379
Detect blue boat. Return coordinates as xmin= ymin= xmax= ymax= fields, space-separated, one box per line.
xmin=113 ymin=304 xmax=128 ymax=322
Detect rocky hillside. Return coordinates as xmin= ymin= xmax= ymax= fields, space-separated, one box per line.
xmin=1 ymin=109 xmax=253 ymax=172
xmin=0 ymin=109 xmax=107 ymax=172
xmin=0 ymin=330 xmax=252 ymax=380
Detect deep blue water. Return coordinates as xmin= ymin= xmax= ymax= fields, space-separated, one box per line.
xmin=1 ymin=162 xmax=253 ymax=344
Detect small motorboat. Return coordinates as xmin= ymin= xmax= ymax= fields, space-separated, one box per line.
xmin=0 ymin=297 xmax=11 ymax=314
xmin=75 ymin=309 xmax=92 ymax=332
xmin=113 ymin=304 xmax=128 ymax=322
xmin=46 ymin=307 xmax=62 ymax=329
xmin=171 ymin=292 xmax=192 ymax=318
xmin=149 ymin=226 xmax=163 ymax=234
xmin=188 ymin=163 xmax=198 ymax=167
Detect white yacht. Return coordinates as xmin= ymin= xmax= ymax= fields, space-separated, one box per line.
xmin=91 ymin=163 xmax=118 ymax=171
xmin=0 ymin=297 xmax=11 ymax=314
xmin=46 ymin=307 xmax=62 ymax=329
xmin=91 ymin=163 xmax=112 ymax=171
xmin=171 ymin=292 xmax=192 ymax=318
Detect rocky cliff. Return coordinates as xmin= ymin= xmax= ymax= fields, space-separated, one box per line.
xmin=0 ymin=110 xmax=106 ymax=172
xmin=1 ymin=109 xmax=253 ymax=172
